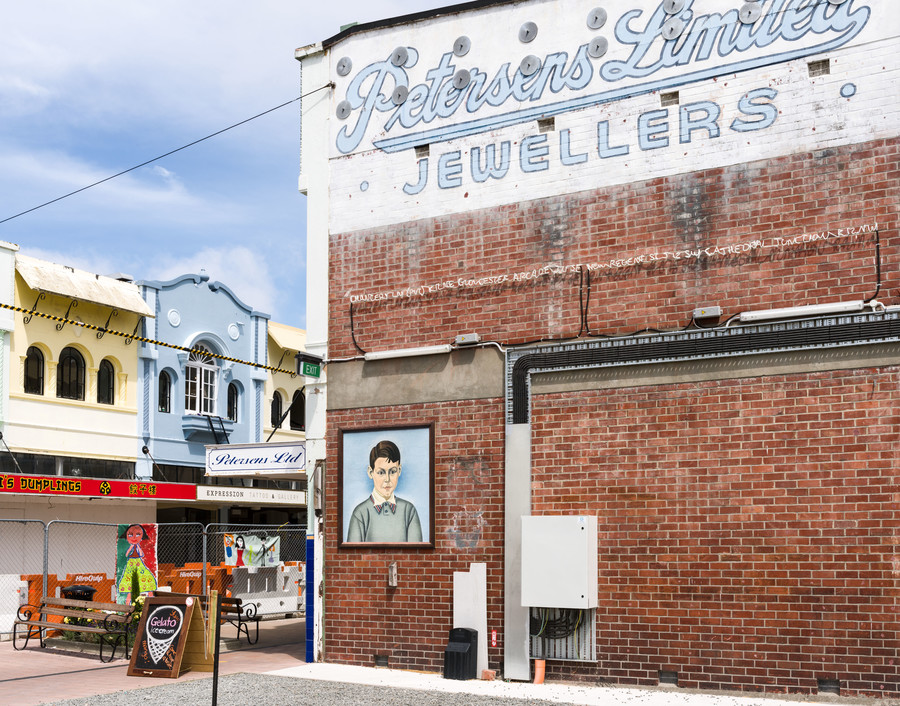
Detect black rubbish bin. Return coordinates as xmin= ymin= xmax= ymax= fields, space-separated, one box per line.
xmin=61 ymin=585 xmax=97 ymax=601
xmin=443 ymin=627 xmax=477 ymax=680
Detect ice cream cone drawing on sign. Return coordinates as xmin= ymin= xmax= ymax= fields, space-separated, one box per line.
xmin=145 ymin=604 xmax=184 ymax=666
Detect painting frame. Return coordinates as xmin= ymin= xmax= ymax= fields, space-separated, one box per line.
xmin=338 ymin=423 xmax=435 ymax=549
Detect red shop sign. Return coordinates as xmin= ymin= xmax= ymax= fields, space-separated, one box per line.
xmin=0 ymin=474 xmax=196 ymax=501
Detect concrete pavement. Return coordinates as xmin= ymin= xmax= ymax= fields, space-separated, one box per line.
xmin=2 ymin=619 xmax=894 ymax=706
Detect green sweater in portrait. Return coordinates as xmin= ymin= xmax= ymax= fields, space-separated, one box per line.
xmin=347 ymin=496 xmax=423 ymax=543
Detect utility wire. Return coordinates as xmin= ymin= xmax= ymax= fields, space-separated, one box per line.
xmin=0 ymin=82 xmax=333 ymax=226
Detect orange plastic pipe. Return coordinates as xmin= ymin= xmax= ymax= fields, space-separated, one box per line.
xmin=533 ymin=659 xmax=545 ymax=684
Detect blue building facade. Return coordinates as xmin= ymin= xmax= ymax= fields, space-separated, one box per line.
xmin=135 ymin=270 xmax=269 ymax=484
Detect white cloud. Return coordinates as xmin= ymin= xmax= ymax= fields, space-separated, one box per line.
xmin=0 ymin=75 xmax=52 ymax=117
xmin=148 ymin=165 xmax=181 ymax=188
xmin=0 ymin=145 xmax=243 ymax=229
xmin=17 ymin=244 xmax=287 ymax=325
xmin=0 ymin=0 xmax=451 ymax=331
xmin=148 ymin=247 xmax=281 ymax=322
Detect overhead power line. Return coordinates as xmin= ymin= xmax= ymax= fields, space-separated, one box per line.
xmin=0 ymin=82 xmax=333 ymax=226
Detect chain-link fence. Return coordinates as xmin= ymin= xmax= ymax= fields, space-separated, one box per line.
xmin=46 ymin=520 xmax=119 ymax=601
xmin=0 ymin=520 xmax=306 ymax=640
xmin=205 ymin=524 xmax=306 ymax=615
xmin=206 ymin=524 xmax=306 ymax=566
xmin=0 ymin=519 xmax=45 ymax=639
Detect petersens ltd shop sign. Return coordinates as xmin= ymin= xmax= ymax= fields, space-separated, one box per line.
xmin=205 ymin=442 xmax=306 ymax=477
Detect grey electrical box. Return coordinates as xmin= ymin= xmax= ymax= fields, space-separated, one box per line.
xmin=521 ymin=516 xmax=598 ymax=609
xmin=692 ymin=305 xmax=722 ymax=320
xmin=453 ymin=333 xmax=481 ymax=345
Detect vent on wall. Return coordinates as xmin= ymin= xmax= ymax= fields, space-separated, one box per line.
xmin=529 ymin=607 xmax=597 ymax=662
xmin=808 ymin=58 xmax=830 ymax=77
xmin=818 ymin=678 xmax=841 ymax=694
xmin=659 ymin=670 xmax=679 ymax=685
xmin=660 ymin=91 xmax=679 ymax=106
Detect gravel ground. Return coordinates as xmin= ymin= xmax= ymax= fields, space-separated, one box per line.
xmin=49 ymin=673 xmax=564 ymax=706
xmin=45 ymin=673 xmax=900 ymax=706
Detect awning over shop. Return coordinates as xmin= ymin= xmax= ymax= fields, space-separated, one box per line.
xmin=16 ymin=254 xmax=154 ymax=317
xmin=268 ymin=321 xmax=306 ymax=352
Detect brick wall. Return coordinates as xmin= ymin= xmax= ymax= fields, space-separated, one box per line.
xmin=325 ymin=400 xmax=505 ymax=672
xmin=531 ymin=368 xmax=899 ymax=696
xmin=331 ymin=137 xmax=899 ymax=358
xmin=325 ymin=136 xmax=899 ymax=695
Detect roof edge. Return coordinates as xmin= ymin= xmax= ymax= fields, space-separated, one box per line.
xmin=318 ymin=0 xmax=520 ymax=50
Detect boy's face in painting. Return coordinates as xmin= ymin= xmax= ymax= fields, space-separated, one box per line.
xmin=367 ymin=456 xmax=401 ymax=501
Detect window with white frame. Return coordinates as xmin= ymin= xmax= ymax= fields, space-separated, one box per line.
xmin=184 ymin=345 xmax=218 ymax=415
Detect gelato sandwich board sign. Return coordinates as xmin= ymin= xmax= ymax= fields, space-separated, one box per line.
xmin=128 ymin=595 xmax=210 ymax=678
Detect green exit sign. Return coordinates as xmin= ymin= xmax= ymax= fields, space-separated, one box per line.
xmin=301 ymin=361 xmax=321 ymax=378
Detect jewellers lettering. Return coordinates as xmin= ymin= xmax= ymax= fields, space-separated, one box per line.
xmin=336 ymin=0 xmax=870 ymax=154
xmin=404 ymin=88 xmax=777 ymax=194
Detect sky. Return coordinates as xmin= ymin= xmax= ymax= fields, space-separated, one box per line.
xmin=0 ymin=1 xmax=449 ymax=327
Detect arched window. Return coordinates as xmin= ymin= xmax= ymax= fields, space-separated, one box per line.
xmin=227 ymin=382 xmax=239 ymax=422
xmin=271 ymin=391 xmax=283 ymax=428
xmin=290 ymin=389 xmax=305 ymax=431
xmin=97 ymin=359 xmax=115 ymax=405
xmin=24 ymin=346 xmax=44 ymax=395
xmin=158 ymin=371 xmax=171 ymax=413
xmin=57 ymin=347 xmax=85 ymax=400
xmin=185 ymin=345 xmax=218 ymax=415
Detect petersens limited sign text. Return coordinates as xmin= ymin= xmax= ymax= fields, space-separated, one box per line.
xmin=334 ymin=0 xmax=871 ymax=197
xmin=205 ymin=442 xmax=306 ymax=476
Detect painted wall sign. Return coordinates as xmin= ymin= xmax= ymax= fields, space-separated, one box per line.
xmin=196 ymin=486 xmax=306 ymax=506
xmin=318 ymin=0 xmax=898 ymax=234
xmin=205 ymin=442 xmax=306 ymax=476
xmin=348 ymin=222 xmax=878 ymax=304
xmin=0 ymin=474 xmax=196 ymax=501
xmin=336 ymin=0 xmax=872 ymax=154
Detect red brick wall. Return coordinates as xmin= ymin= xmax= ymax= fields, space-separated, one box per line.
xmin=325 ymin=400 xmax=506 ymax=672
xmin=531 ymin=368 xmax=899 ymax=696
xmin=331 ymin=138 xmax=899 ymax=358
xmin=325 ymin=137 xmax=900 ymax=694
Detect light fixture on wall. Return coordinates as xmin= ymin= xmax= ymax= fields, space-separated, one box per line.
xmin=737 ymin=300 xmax=876 ymax=323
xmin=142 ymin=445 xmax=169 ymax=482
xmin=363 ymin=344 xmax=452 ymax=361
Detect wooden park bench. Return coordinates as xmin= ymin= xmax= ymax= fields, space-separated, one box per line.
xmin=14 ymin=596 xmax=138 ymax=662
xmin=161 ymin=592 xmax=259 ymax=645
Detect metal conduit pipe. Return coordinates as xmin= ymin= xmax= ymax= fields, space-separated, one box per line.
xmin=510 ymin=313 xmax=900 ymax=423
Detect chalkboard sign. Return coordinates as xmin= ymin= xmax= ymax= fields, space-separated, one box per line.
xmin=128 ymin=596 xmax=195 ymax=678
